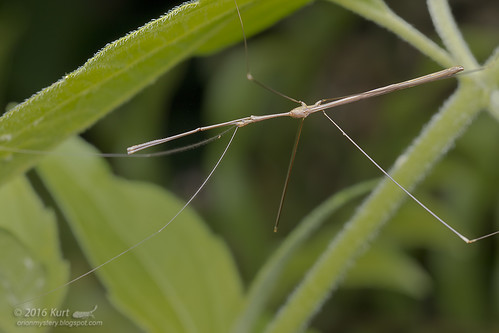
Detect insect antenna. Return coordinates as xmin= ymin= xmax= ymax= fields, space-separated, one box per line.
xmin=233 ymin=0 xmax=306 ymax=231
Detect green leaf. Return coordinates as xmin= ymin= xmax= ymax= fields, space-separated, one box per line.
xmin=232 ymin=180 xmax=377 ymax=333
xmin=345 ymin=245 xmax=431 ymax=299
xmin=36 ymin=137 xmax=243 ymax=333
xmin=196 ymin=0 xmax=312 ymax=55
xmin=0 ymin=176 xmax=69 ymax=333
xmin=0 ymin=0 xmax=311 ymax=186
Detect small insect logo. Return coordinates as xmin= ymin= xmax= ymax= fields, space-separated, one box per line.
xmin=72 ymin=305 xmax=98 ymax=319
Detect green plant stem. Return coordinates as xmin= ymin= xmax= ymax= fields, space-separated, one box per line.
xmin=484 ymin=48 xmax=499 ymax=121
xmin=231 ymin=180 xmax=377 ymax=333
xmin=327 ymin=0 xmax=454 ymax=67
xmin=263 ymin=77 xmax=486 ymax=333
xmin=427 ymin=0 xmax=479 ymax=69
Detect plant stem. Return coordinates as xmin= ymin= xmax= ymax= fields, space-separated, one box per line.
xmin=427 ymin=0 xmax=479 ymax=69
xmin=328 ymin=0 xmax=454 ymax=67
xmin=231 ymin=180 xmax=377 ymax=333
xmin=264 ymin=78 xmax=486 ymax=333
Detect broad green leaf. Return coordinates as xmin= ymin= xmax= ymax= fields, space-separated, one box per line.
xmin=0 ymin=0 xmax=311 ymax=186
xmin=37 ymin=137 xmax=243 ymax=333
xmin=0 ymin=176 xmax=68 ymax=333
xmin=196 ymin=0 xmax=312 ymax=55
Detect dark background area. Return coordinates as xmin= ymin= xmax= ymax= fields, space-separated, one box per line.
xmin=1 ymin=0 xmax=498 ymax=332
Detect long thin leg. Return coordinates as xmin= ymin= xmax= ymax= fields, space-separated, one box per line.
xmin=17 ymin=127 xmax=240 ymax=306
xmin=322 ymin=111 xmax=499 ymax=243
xmin=0 ymin=128 xmax=234 ymax=158
xmin=274 ymin=119 xmax=305 ymax=232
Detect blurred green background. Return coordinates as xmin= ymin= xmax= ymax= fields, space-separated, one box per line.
xmin=1 ymin=0 xmax=499 ymax=332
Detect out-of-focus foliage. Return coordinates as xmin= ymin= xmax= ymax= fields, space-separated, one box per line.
xmin=0 ymin=0 xmax=498 ymax=332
